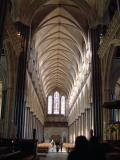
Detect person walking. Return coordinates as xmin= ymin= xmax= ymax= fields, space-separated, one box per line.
xmin=60 ymin=141 xmax=63 ymax=152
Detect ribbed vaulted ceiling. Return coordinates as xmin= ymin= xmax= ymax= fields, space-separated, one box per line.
xmin=33 ymin=2 xmax=88 ymax=97
xmin=11 ymin=0 xmax=108 ymax=109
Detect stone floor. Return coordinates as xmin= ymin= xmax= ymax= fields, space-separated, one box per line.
xmin=37 ymin=145 xmax=68 ymax=160
xmin=38 ymin=152 xmax=68 ymax=160
xmin=36 ymin=145 xmax=120 ymax=160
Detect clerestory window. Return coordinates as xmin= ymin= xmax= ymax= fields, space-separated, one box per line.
xmin=48 ymin=91 xmax=65 ymax=115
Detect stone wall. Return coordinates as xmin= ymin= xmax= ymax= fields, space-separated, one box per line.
xmin=44 ymin=127 xmax=68 ymax=143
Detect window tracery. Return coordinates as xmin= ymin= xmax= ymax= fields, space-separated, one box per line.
xmin=48 ymin=91 xmax=65 ymax=115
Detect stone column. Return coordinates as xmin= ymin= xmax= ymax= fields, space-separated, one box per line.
xmin=32 ymin=115 xmax=36 ymax=129
xmin=32 ymin=115 xmax=35 ymax=139
xmin=37 ymin=120 xmax=40 ymax=142
xmin=36 ymin=118 xmax=38 ymax=140
xmin=89 ymin=103 xmax=94 ymax=131
xmin=78 ymin=118 xmax=80 ymax=136
xmin=0 ymin=0 xmax=7 ymax=58
xmin=79 ymin=116 xmax=82 ymax=135
xmin=70 ymin=124 xmax=72 ymax=143
xmin=89 ymin=27 xmax=102 ymax=138
xmin=23 ymin=106 xmax=27 ymax=138
xmin=29 ymin=111 xmax=33 ymax=139
xmin=85 ymin=109 xmax=88 ymax=137
xmin=26 ymin=107 xmax=30 ymax=139
xmin=72 ymin=123 xmax=74 ymax=143
xmin=117 ymin=0 xmax=120 ymax=13
xmin=75 ymin=120 xmax=77 ymax=138
xmin=27 ymin=109 xmax=30 ymax=139
xmin=14 ymin=22 xmax=30 ymax=138
xmin=69 ymin=124 xmax=72 ymax=143
xmin=81 ymin=113 xmax=84 ymax=135
xmin=86 ymin=108 xmax=90 ymax=138
xmin=77 ymin=118 xmax=79 ymax=136
xmin=71 ymin=123 xmax=73 ymax=143
xmin=73 ymin=121 xmax=75 ymax=142
xmin=83 ymin=112 xmax=86 ymax=135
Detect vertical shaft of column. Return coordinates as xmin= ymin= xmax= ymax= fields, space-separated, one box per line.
xmin=37 ymin=118 xmax=39 ymax=140
xmin=89 ymin=27 xmax=102 ymax=138
xmin=117 ymin=0 xmax=120 ymax=13
xmin=74 ymin=119 xmax=77 ymax=138
xmin=81 ymin=113 xmax=83 ymax=135
xmin=72 ymin=122 xmax=74 ymax=142
xmin=31 ymin=112 xmax=33 ymax=138
xmin=25 ymin=107 xmax=28 ymax=139
xmin=0 ymin=0 xmax=7 ymax=59
xmin=32 ymin=114 xmax=35 ymax=139
xmin=35 ymin=117 xmax=37 ymax=139
xmin=72 ymin=122 xmax=75 ymax=142
xmin=72 ymin=123 xmax=74 ymax=143
xmin=83 ymin=113 xmax=86 ymax=135
xmin=27 ymin=108 xmax=30 ymax=139
xmin=38 ymin=120 xmax=40 ymax=141
xmin=23 ymin=107 xmax=27 ymax=138
xmin=69 ymin=125 xmax=71 ymax=142
xmin=27 ymin=107 xmax=30 ymax=139
xmin=33 ymin=115 xmax=35 ymax=129
xmin=79 ymin=116 xmax=81 ymax=135
xmin=70 ymin=124 xmax=71 ymax=142
xmin=77 ymin=119 xmax=79 ymax=136
xmin=38 ymin=119 xmax=39 ymax=142
xmin=14 ymin=22 xmax=30 ymax=138
xmin=86 ymin=108 xmax=90 ymax=138
xmin=29 ymin=109 xmax=31 ymax=139
xmin=78 ymin=116 xmax=80 ymax=135
xmin=85 ymin=109 xmax=88 ymax=137
xmin=76 ymin=119 xmax=77 ymax=137
xmin=76 ymin=119 xmax=78 ymax=137
xmin=35 ymin=117 xmax=38 ymax=140
xmin=90 ymin=103 xmax=94 ymax=130
xmin=74 ymin=121 xmax=76 ymax=141
xmin=30 ymin=111 xmax=32 ymax=139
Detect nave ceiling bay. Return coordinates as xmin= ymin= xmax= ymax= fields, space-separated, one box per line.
xmin=11 ymin=0 xmax=101 ymax=102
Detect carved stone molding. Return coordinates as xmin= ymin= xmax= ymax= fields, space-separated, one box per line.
xmin=98 ymin=12 xmax=120 ymax=59
xmin=45 ymin=121 xmax=68 ymax=127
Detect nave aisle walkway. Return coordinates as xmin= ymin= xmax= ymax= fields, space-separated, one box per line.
xmin=37 ymin=145 xmax=68 ymax=160
xmin=38 ymin=152 xmax=68 ymax=160
xmin=49 ymin=145 xmax=66 ymax=153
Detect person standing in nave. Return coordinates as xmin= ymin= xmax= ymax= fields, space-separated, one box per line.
xmin=89 ymin=136 xmax=106 ymax=160
xmin=51 ymin=139 xmax=55 ymax=151
xmin=55 ymin=140 xmax=60 ymax=152
xmin=67 ymin=136 xmax=89 ymax=160
xmin=89 ymin=129 xmax=94 ymax=139
xmin=51 ymin=139 xmax=54 ymax=147
xmin=60 ymin=140 xmax=63 ymax=152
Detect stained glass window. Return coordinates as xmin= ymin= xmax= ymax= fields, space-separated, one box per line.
xmin=48 ymin=96 xmax=52 ymax=114
xmin=54 ymin=91 xmax=59 ymax=114
xmin=61 ymin=96 xmax=65 ymax=115
xmin=47 ymin=92 xmax=66 ymax=115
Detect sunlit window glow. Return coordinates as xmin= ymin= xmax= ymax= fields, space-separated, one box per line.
xmin=61 ymin=96 xmax=65 ymax=115
xmin=48 ymin=96 xmax=52 ymax=114
xmin=54 ymin=91 xmax=59 ymax=114
xmin=47 ymin=91 xmax=66 ymax=115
